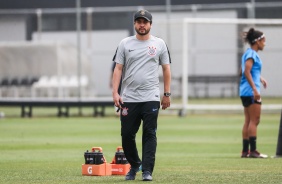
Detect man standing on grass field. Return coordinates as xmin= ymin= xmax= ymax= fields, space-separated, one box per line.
xmin=112 ymin=9 xmax=171 ymax=181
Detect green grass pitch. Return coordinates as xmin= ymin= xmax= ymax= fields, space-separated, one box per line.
xmin=0 ymin=113 xmax=282 ymax=183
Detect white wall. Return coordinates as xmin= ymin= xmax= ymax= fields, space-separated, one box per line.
xmin=0 ymin=17 xmax=26 ymax=41
xmin=152 ymin=10 xmax=238 ymax=77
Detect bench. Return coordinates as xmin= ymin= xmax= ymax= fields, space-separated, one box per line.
xmin=188 ymin=75 xmax=240 ymax=98
xmin=170 ymin=75 xmax=239 ymax=98
xmin=0 ymin=77 xmax=39 ymax=98
xmin=0 ymin=97 xmax=114 ymax=117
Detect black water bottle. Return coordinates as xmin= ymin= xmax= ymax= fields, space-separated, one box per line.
xmin=84 ymin=150 xmax=90 ymax=164
xmin=121 ymin=153 xmax=128 ymax=164
xmin=115 ymin=147 xmax=128 ymax=164
xmin=115 ymin=152 xmax=122 ymax=164
xmin=94 ymin=152 xmax=104 ymax=165
xmin=84 ymin=150 xmax=96 ymax=164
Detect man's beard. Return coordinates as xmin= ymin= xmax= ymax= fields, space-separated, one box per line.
xmin=135 ymin=27 xmax=150 ymax=36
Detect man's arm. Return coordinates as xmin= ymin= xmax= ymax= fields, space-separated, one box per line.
xmin=112 ymin=63 xmax=123 ymax=108
xmin=161 ymin=64 xmax=171 ymax=110
xmin=110 ymin=62 xmax=116 ymax=88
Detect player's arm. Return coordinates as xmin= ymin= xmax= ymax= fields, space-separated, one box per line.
xmin=244 ymin=58 xmax=260 ymax=100
xmin=161 ymin=64 xmax=171 ymax=110
xmin=260 ymin=76 xmax=267 ymax=89
xmin=112 ymin=63 xmax=123 ymax=108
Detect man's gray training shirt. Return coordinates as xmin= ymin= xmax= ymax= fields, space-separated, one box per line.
xmin=114 ymin=35 xmax=171 ymax=102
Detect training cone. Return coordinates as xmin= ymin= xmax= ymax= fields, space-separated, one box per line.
xmin=275 ymin=110 xmax=282 ymax=158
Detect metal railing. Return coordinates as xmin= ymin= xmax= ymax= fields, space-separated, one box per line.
xmin=0 ymin=2 xmax=282 ymax=15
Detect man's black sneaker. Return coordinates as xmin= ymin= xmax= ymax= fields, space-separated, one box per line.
xmin=142 ymin=171 xmax=152 ymax=181
xmin=125 ymin=165 xmax=142 ymax=180
xmin=125 ymin=168 xmax=137 ymax=180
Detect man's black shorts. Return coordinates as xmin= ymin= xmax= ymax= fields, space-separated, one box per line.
xmin=240 ymin=96 xmax=262 ymax=107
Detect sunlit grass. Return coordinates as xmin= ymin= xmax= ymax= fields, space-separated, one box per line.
xmin=0 ymin=114 xmax=281 ymax=183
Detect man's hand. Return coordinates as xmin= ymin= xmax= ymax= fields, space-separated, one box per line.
xmin=113 ymin=92 xmax=123 ymax=109
xmin=161 ymin=96 xmax=170 ymax=110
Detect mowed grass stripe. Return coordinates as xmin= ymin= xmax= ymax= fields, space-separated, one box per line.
xmin=0 ymin=114 xmax=282 ymax=184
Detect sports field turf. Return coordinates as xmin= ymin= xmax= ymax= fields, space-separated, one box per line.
xmin=0 ymin=111 xmax=282 ymax=184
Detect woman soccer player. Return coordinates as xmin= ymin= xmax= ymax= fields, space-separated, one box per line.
xmin=240 ymin=28 xmax=268 ymax=158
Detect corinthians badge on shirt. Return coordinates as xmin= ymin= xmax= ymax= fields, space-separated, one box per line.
xmin=148 ymin=46 xmax=157 ymax=56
